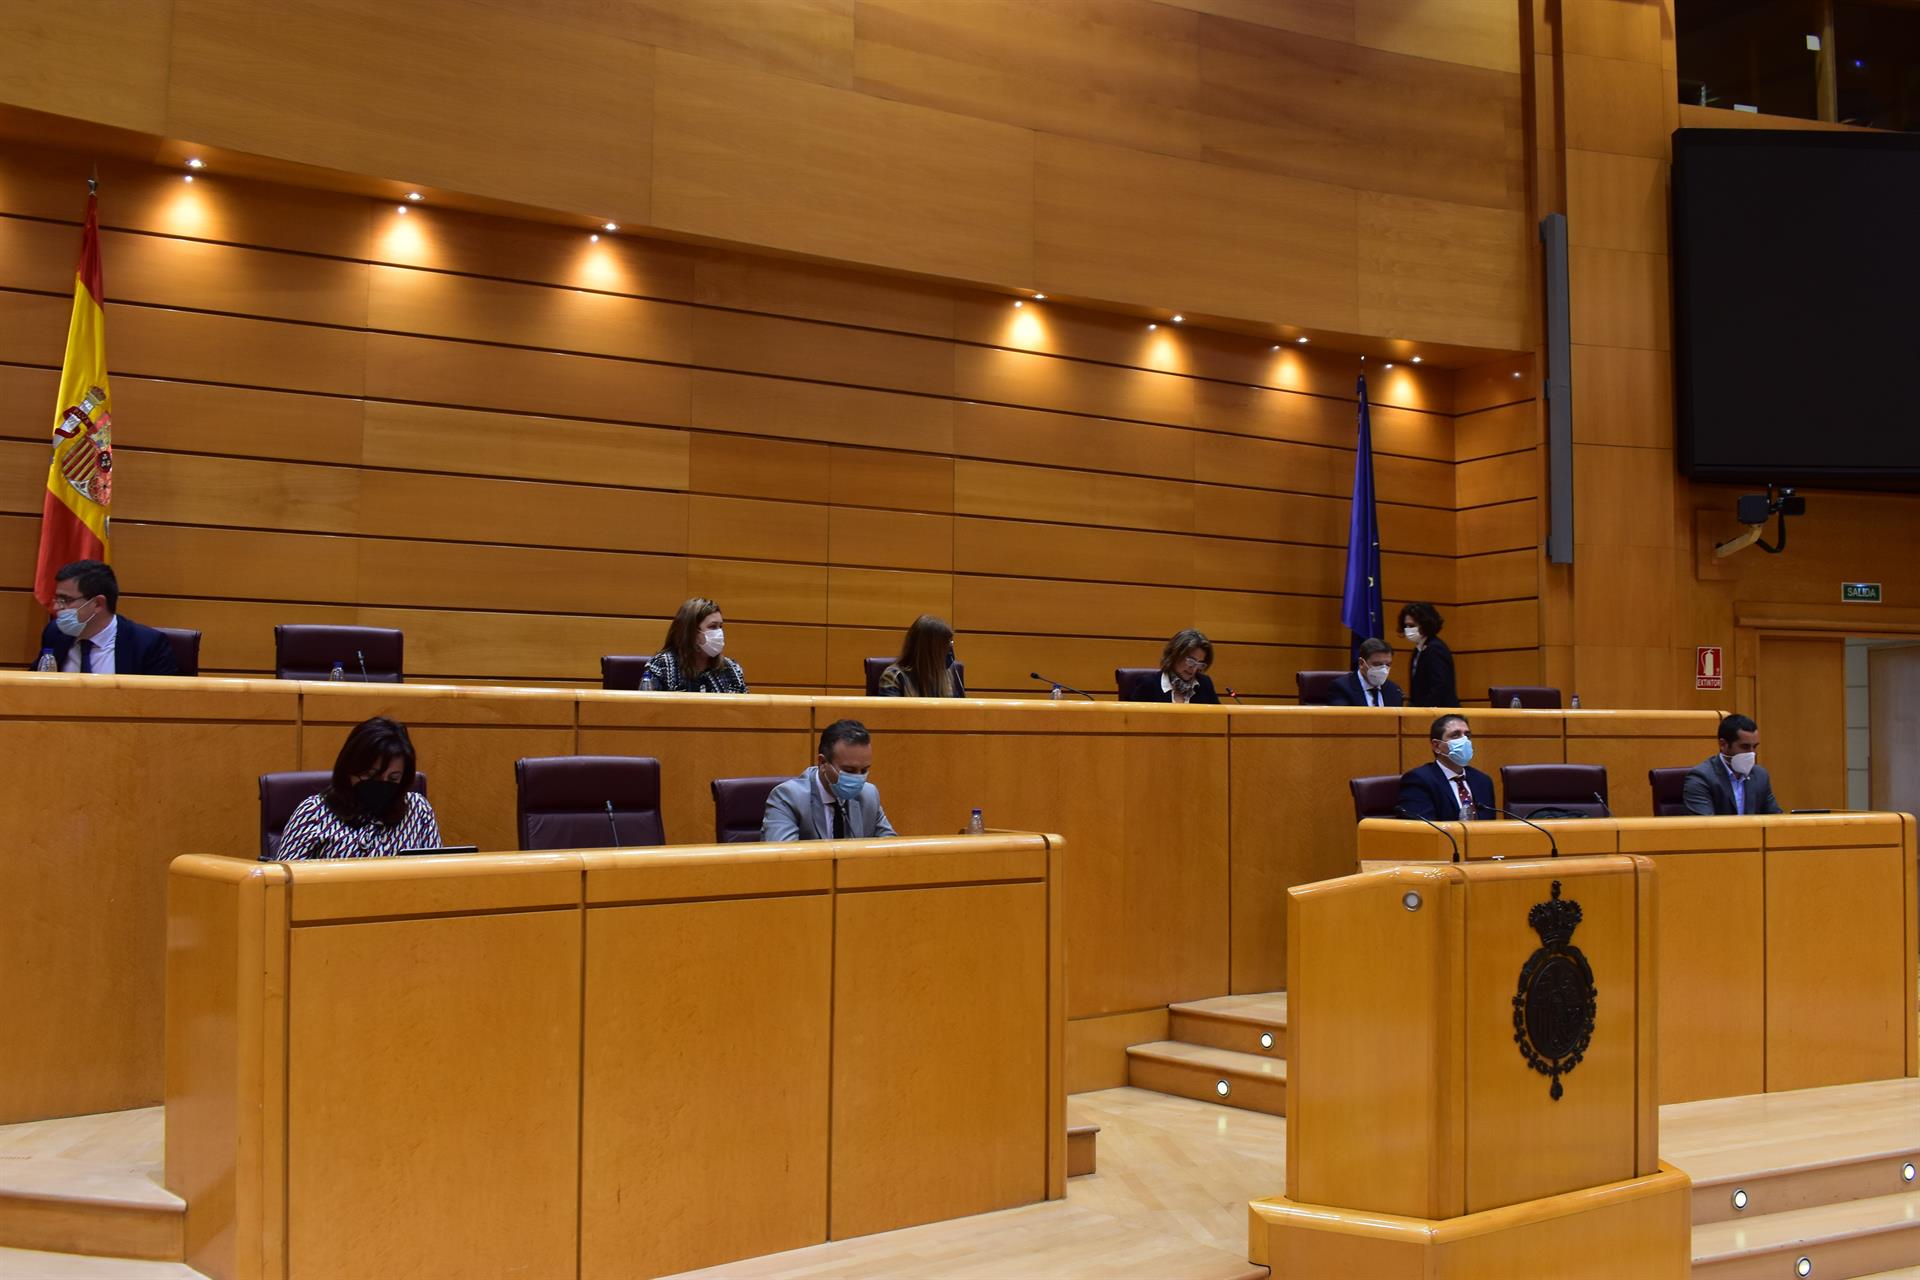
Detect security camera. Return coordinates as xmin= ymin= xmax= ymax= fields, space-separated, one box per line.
xmin=1716 ymin=485 xmax=1805 ymax=558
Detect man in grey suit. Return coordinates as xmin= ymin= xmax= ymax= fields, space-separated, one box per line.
xmin=1683 ymin=713 xmax=1784 ymax=816
xmin=762 ymin=718 xmax=897 ymax=841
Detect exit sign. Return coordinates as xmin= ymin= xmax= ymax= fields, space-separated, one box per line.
xmin=1842 ymin=582 xmax=1882 ymax=603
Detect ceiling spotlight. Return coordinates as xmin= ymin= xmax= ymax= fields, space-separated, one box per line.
xmin=1512 ymin=371 xmax=1523 ymax=378
xmin=1013 ymin=300 xmax=1023 ymax=308
xmin=395 ymin=205 xmax=408 ymax=214
xmin=185 ymin=157 xmax=205 ymax=170
xmin=1171 ymin=314 xmax=1184 ymax=323
xmin=1147 ymin=323 xmax=1158 ymax=331
xmin=1033 ymin=293 xmax=1046 ymax=300
xmin=589 ymin=233 xmax=600 ymax=242
xmin=1297 ymin=336 xmax=1309 ymax=344
xmin=1383 ymin=362 xmax=1394 ymax=369
xmin=182 ymin=175 xmax=194 ymax=184
xmin=602 ymin=222 xmax=618 ymax=232
xmin=406 ymin=191 xmax=422 ymax=202
xmin=1270 ymin=344 xmax=1280 ymax=351
xmin=1411 ymin=355 xmax=1423 ymax=364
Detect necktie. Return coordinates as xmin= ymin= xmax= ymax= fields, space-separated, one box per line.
xmin=834 ymin=800 xmax=849 ymax=839
xmin=1368 ymin=688 xmax=1378 ymax=707
xmin=1452 ymin=775 xmax=1476 ymax=820
xmin=77 ymin=639 xmax=92 ymax=674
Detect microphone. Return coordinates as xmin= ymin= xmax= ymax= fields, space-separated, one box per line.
xmin=1592 ymin=791 xmax=1613 ymax=818
xmin=1393 ymin=805 xmax=1460 ymax=863
xmin=1482 ymin=806 xmax=1560 ymax=859
xmin=1222 ymin=687 xmax=1246 ymax=704
xmin=1030 ymin=671 xmax=1094 ymax=701
xmin=355 ymin=648 xmax=370 ymax=681
xmin=604 ymin=800 xmax=623 ymax=847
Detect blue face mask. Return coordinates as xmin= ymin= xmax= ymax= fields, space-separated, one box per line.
xmin=54 ymin=599 xmax=95 ymax=637
xmin=1445 ymin=736 xmax=1474 ymax=767
xmin=829 ymin=767 xmax=867 ymax=801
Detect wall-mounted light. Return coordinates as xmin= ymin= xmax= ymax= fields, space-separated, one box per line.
xmin=1259 ymin=1032 xmax=1274 ymax=1049
xmin=1214 ymin=1079 xmax=1230 ymax=1098
xmin=1731 ymin=1188 xmax=1749 ymax=1210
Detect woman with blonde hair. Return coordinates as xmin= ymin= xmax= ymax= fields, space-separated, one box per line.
xmin=643 ymin=597 xmax=748 ymax=693
xmin=878 ymin=614 xmax=965 ymax=698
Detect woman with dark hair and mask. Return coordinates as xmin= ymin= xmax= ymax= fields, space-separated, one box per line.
xmin=1396 ymin=601 xmax=1459 ymax=708
xmin=266 ymin=716 xmax=441 ymax=860
xmin=643 ymin=597 xmax=748 ymax=693
xmin=1142 ymin=628 xmax=1221 ymax=705
xmin=877 ymin=614 xmax=965 ymax=698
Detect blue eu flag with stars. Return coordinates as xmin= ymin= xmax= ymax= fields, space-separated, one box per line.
xmin=1340 ymin=376 xmax=1383 ymax=657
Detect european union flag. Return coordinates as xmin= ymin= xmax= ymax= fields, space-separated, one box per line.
xmin=1340 ymin=375 xmax=1383 ymax=656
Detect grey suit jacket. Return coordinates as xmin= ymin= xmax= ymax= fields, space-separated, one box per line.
xmin=1682 ymin=754 xmax=1783 ymax=816
xmin=762 ymin=766 xmax=896 ymax=841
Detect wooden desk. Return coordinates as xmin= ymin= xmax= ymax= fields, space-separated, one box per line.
xmin=166 ymin=834 xmax=1066 ymax=1280
xmin=0 ymin=671 xmax=1719 ymax=1119
xmin=1356 ymin=813 xmax=1920 ymax=1101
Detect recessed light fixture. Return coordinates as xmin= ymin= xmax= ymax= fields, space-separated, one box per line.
xmin=1411 ymin=355 xmax=1423 ymax=364
xmin=602 ymin=222 xmax=618 ymax=232
xmin=589 ymin=233 xmax=600 ymax=242
xmin=1731 ymin=1188 xmax=1749 ymax=1210
xmin=1383 ymin=362 xmax=1394 ymax=369
xmin=1512 ymin=371 xmax=1523 ymax=378
xmin=1904 ymin=1162 xmax=1917 ymax=1182
xmin=1033 ymin=293 xmax=1046 ymax=300
xmin=1147 ymin=323 xmax=1158 ymax=331
xmin=395 ymin=205 xmax=408 ymax=215
xmin=406 ymin=191 xmax=422 ymax=202
xmin=1297 ymin=336 xmax=1309 ymax=344
xmin=1013 ymin=299 xmax=1023 ymax=308
xmin=1214 ymin=1079 xmax=1230 ymax=1097
xmin=1259 ymin=1032 xmax=1274 ymax=1049
xmin=1796 ymin=1258 xmax=1812 ymax=1278
xmin=182 ymin=175 xmax=194 ymax=184
xmin=185 ymin=157 xmax=205 ymax=170
xmin=1270 ymin=344 xmax=1280 ymax=351
xmin=1171 ymin=314 xmax=1184 ymax=323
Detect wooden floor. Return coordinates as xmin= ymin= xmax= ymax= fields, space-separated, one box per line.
xmin=1661 ymin=1077 xmax=1920 ymax=1183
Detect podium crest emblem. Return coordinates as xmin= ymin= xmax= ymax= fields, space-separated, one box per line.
xmin=1511 ymin=880 xmax=1596 ymax=1100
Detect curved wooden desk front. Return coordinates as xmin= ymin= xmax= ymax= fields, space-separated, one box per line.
xmin=1357 ymin=812 xmax=1920 ymax=1101
xmin=166 ymin=833 xmax=1066 ymax=1280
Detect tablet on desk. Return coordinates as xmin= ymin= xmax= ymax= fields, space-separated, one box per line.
xmin=397 ymin=844 xmax=479 ymax=857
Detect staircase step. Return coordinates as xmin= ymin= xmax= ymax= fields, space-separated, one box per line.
xmin=0 ymin=1246 xmax=204 ymax=1278
xmin=1692 ymin=1148 xmax=1920 ymax=1225
xmin=1167 ymin=993 xmax=1288 ymax=1058
xmin=1692 ymin=1190 xmax=1920 ymax=1280
xmin=0 ymin=1161 xmax=183 ymax=1262
xmin=1067 ymin=1124 xmax=1099 ymax=1178
xmin=1125 ymin=1042 xmax=1286 ymax=1117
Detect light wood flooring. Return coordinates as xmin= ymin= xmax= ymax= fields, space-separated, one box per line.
xmin=1661 ymin=1078 xmax=1920 ymax=1183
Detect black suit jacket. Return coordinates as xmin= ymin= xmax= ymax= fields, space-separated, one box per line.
xmin=1397 ymin=760 xmax=1496 ymax=820
xmin=1407 ymin=637 xmax=1459 ymax=708
xmin=1137 ymin=672 xmax=1221 ymax=705
xmin=1681 ymin=755 xmax=1783 ymax=816
xmin=35 ymin=615 xmax=179 ymax=676
xmin=1326 ymin=671 xmax=1405 ymax=707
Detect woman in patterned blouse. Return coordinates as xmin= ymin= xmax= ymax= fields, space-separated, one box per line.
xmin=267 ymin=716 xmax=442 ymax=860
xmin=643 ymin=597 xmax=749 ymax=693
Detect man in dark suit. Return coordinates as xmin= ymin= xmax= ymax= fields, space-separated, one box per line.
xmin=1683 ymin=713 xmax=1783 ymax=816
xmin=1398 ymin=713 xmax=1496 ymax=820
xmin=1327 ymin=637 xmax=1405 ymax=708
xmin=35 ymin=560 xmax=178 ymax=676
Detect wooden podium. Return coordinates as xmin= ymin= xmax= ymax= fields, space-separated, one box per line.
xmin=1249 ymin=856 xmax=1692 ymax=1278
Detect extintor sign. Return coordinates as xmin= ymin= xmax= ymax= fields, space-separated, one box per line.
xmin=1696 ymin=646 xmax=1723 ymax=691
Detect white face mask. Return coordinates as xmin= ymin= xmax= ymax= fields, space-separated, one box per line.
xmin=1727 ymin=750 xmax=1756 ymax=777
xmin=698 ymin=628 xmax=725 ymax=658
xmin=1362 ymin=664 xmax=1390 ymax=688
xmin=1402 ymin=626 xmax=1421 ymax=643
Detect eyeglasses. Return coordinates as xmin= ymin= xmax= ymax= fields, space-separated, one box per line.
xmin=49 ymin=593 xmax=92 ymax=609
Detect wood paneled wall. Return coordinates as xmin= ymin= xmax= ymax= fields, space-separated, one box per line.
xmin=0 ymin=0 xmax=1531 ymax=351
xmin=0 ymin=140 xmax=1539 ymax=700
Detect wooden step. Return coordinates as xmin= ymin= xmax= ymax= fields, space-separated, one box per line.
xmin=1067 ymin=1124 xmax=1099 ymax=1177
xmin=0 ymin=1163 xmax=183 ymax=1262
xmin=1691 ymin=1149 xmax=1920 ymax=1225
xmin=0 ymin=1245 xmax=204 ymax=1278
xmin=1692 ymin=1190 xmax=1920 ymax=1280
xmin=1124 ymin=1042 xmax=1286 ymax=1117
xmin=1167 ymin=993 xmax=1287 ymax=1059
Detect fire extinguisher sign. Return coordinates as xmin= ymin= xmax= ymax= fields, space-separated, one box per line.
xmin=1696 ymin=646 xmax=1724 ymax=691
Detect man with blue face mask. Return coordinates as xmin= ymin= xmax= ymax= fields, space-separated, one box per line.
xmin=34 ymin=560 xmax=178 ymax=676
xmin=1397 ymin=713 xmax=1497 ymax=821
xmin=761 ymin=718 xmax=897 ymax=842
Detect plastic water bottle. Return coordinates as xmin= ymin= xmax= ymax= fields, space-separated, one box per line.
xmin=1050 ymin=684 xmax=1063 ymax=701
xmin=33 ymin=649 xmax=56 ymax=672
xmin=1509 ymin=694 xmax=1522 ymax=709
xmin=329 ymin=659 xmax=346 ymax=681
xmin=1571 ymin=693 xmax=1582 ymax=709
xmin=640 ymin=671 xmax=656 ymax=692
xmin=967 ymin=808 xmax=985 ymax=835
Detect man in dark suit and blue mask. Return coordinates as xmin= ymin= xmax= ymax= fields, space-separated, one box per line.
xmin=34 ymin=560 xmax=177 ymax=675
xmin=1398 ymin=713 xmax=1496 ymax=820
xmin=1683 ymin=713 xmax=1783 ymax=816
xmin=762 ymin=718 xmax=896 ymax=841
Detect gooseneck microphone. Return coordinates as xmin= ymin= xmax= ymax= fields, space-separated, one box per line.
xmin=1482 ymin=806 xmax=1561 ymax=858
xmin=1393 ymin=805 xmax=1460 ymax=863
xmin=1030 ymin=671 xmax=1095 ymax=701
xmin=1222 ymin=687 xmax=1246 ymax=705
xmin=355 ymin=648 xmax=370 ymax=681
xmin=1592 ymin=791 xmax=1613 ymax=817
xmin=604 ymin=800 xmax=623 ymax=847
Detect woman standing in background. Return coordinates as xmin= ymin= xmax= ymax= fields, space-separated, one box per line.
xmin=1398 ymin=601 xmax=1458 ymax=707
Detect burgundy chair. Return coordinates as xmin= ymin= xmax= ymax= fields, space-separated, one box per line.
xmin=1295 ymin=670 xmax=1346 ymax=706
xmin=1499 ymin=763 xmax=1610 ymax=819
xmin=1115 ymin=667 xmax=1160 ymax=701
xmin=710 ymin=776 xmax=791 ymax=842
xmin=156 ymin=627 xmax=201 ymax=677
xmin=1349 ymin=775 xmax=1404 ymax=822
xmin=1489 ymin=685 xmax=1563 ymax=709
xmin=1649 ymin=767 xmax=1692 ymax=817
xmin=258 ymin=769 xmax=429 ymax=859
xmin=274 ymin=625 xmax=403 ymax=682
xmin=865 ymin=656 xmax=966 ymax=696
xmin=515 ymin=755 xmax=664 ymax=850
xmin=601 ymin=655 xmax=653 ymax=691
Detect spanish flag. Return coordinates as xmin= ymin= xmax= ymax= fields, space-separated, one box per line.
xmin=33 ymin=182 xmax=114 ymax=606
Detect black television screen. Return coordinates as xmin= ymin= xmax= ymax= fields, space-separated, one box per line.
xmin=1671 ymin=129 xmax=1920 ymax=489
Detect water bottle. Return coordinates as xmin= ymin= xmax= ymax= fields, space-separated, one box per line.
xmin=640 ymin=671 xmax=656 ymax=692
xmin=1509 ymin=694 xmax=1522 ymax=709
xmin=967 ymin=808 xmax=985 ymax=835
xmin=33 ymin=648 xmax=56 ymax=672
xmin=1050 ymin=684 xmax=1063 ymax=701
xmin=329 ymin=659 xmax=346 ymax=682
xmin=1571 ymin=693 xmax=1582 ymax=709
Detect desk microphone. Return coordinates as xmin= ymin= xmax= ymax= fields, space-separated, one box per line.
xmin=355 ymin=649 xmax=370 ymax=681
xmin=1393 ymin=805 xmax=1460 ymax=863
xmin=1482 ymin=807 xmax=1560 ymax=858
xmin=604 ymin=800 xmax=623 ymax=847
xmin=1030 ymin=671 xmax=1094 ymax=701
xmin=1222 ymin=687 xmax=1246 ymax=704
xmin=1592 ymin=791 xmax=1613 ymax=817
